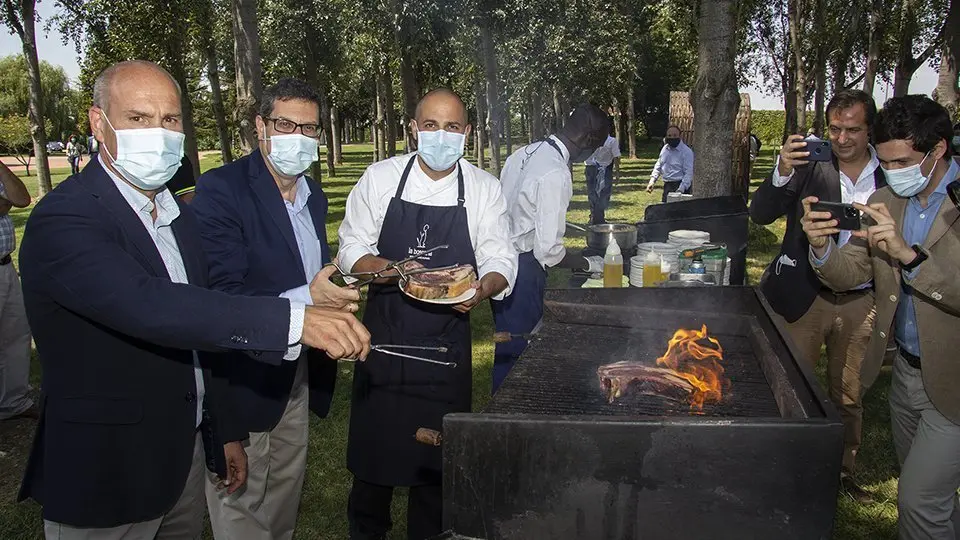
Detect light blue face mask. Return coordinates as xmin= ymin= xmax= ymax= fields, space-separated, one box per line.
xmin=417 ymin=129 xmax=466 ymax=171
xmin=883 ymin=152 xmax=932 ymax=198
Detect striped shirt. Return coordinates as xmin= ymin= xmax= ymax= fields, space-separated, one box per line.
xmin=0 ymin=180 xmax=16 ymax=258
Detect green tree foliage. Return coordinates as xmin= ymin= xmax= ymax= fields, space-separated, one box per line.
xmin=0 ymin=55 xmax=81 ymax=142
xmin=0 ymin=114 xmax=34 ymax=173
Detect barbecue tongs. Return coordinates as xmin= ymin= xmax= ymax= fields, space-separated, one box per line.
xmin=342 ymin=344 xmax=456 ymax=368
xmin=329 ymin=244 xmax=453 ymax=288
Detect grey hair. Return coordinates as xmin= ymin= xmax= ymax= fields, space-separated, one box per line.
xmin=92 ymin=60 xmax=181 ymax=112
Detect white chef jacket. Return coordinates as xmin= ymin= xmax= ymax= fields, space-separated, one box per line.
xmin=499 ymin=135 xmax=571 ymax=268
xmin=585 ymin=136 xmax=621 ymax=168
xmin=650 ymin=141 xmax=694 ymax=193
xmin=338 ymin=153 xmax=517 ymax=299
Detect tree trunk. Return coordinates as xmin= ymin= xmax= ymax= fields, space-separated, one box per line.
xmin=690 ymin=0 xmax=740 ymax=198
xmin=863 ymin=0 xmax=882 ymax=94
xmin=231 ymin=0 xmax=262 ymax=155
xmin=381 ymin=66 xmax=397 ymax=157
xmin=475 ymin=81 xmax=487 ymax=170
xmin=504 ymin=102 xmax=513 ymax=156
xmin=626 ymin=84 xmax=637 ymax=159
xmin=788 ymin=0 xmax=808 ymax=131
xmin=531 ymin=90 xmax=544 ymax=140
xmin=784 ymin=54 xmax=799 ymax=137
xmin=480 ymin=24 xmax=502 ymax=175
xmin=612 ymin=99 xmax=622 ymax=142
xmin=375 ymin=82 xmax=386 ymax=161
xmin=331 ymin=105 xmax=343 ymax=165
xmin=168 ymin=60 xmax=201 ymax=180
xmin=891 ymin=0 xmax=942 ymax=98
xmin=319 ymin=90 xmax=336 ymax=177
xmin=812 ymin=0 xmax=826 ymax=135
xmin=398 ymin=55 xmax=419 ymax=151
xmin=553 ymin=87 xmax=563 ymax=132
xmin=203 ymin=20 xmax=233 ymax=165
xmin=12 ymin=0 xmax=51 ymax=196
xmin=935 ymin=0 xmax=959 ymax=117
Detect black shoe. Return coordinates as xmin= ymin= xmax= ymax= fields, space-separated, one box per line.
xmin=840 ymin=474 xmax=875 ymax=505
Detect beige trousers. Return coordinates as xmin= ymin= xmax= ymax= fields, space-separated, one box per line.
xmin=206 ymin=357 xmax=309 ymax=540
xmin=43 ymin=433 xmax=206 ymax=540
xmin=783 ymin=289 xmax=877 ymax=474
xmin=0 ymin=262 xmax=34 ymax=419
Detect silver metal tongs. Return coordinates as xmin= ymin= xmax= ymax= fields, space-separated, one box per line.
xmin=342 ymin=344 xmax=456 ymax=368
xmin=329 ymin=245 xmax=451 ymax=288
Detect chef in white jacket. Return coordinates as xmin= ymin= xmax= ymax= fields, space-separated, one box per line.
xmin=337 ymin=88 xmax=516 ymax=540
xmin=492 ymin=103 xmax=610 ymax=393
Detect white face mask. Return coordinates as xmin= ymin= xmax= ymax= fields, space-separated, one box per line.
xmin=266 ymin=134 xmax=318 ymax=177
xmin=883 ymin=151 xmax=933 ymax=198
xmin=952 ymin=135 xmax=960 ymax=147
xmin=102 ymin=114 xmax=185 ymax=191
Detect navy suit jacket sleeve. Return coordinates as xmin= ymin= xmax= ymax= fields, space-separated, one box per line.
xmin=192 ymin=167 xmax=264 ymax=296
xmin=19 ymin=191 xmax=291 ymax=363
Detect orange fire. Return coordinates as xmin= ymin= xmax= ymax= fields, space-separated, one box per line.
xmin=655 ymin=324 xmax=728 ymax=410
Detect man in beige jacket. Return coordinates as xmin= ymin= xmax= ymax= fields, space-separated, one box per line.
xmin=801 ymin=95 xmax=960 ymax=540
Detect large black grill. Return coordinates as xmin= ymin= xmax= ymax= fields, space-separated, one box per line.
xmin=439 ymin=287 xmax=844 ymax=540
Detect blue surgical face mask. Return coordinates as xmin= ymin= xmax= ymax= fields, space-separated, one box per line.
xmin=266 ymin=134 xmax=318 ymax=177
xmin=416 ymin=129 xmax=465 ymax=171
xmin=883 ymin=151 xmax=933 ymax=198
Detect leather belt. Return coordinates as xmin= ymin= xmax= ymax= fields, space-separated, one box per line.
xmin=820 ymin=286 xmax=871 ymax=298
xmin=900 ymin=348 xmax=921 ymax=370
xmin=0 ymin=254 xmax=11 ymax=265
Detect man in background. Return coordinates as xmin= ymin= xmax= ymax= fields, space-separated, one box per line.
xmin=0 ymin=160 xmax=33 ymax=423
xmin=584 ymin=133 xmax=620 ymax=224
xmin=646 ymin=125 xmax=693 ymax=202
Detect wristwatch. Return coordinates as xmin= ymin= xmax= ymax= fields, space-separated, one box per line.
xmin=900 ymin=244 xmax=928 ymax=271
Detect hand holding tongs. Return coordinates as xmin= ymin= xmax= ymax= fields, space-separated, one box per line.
xmin=342 ymin=344 xmax=457 ymax=368
xmin=330 ymin=245 xmax=451 ymax=288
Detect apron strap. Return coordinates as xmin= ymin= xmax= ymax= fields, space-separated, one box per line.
xmin=395 ymin=155 xmax=419 ymax=199
xmin=544 ymin=137 xmax=564 ymax=157
xmin=456 ymin=164 xmax=465 ymax=207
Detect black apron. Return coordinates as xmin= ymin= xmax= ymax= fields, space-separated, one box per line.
xmin=347 ymin=156 xmax=476 ymax=487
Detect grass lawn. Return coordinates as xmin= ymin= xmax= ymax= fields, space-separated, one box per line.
xmin=0 ymin=142 xmax=898 ymax=539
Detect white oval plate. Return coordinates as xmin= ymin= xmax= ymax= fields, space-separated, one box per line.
xmin=399 ymin=280 xmax=477 ymax=305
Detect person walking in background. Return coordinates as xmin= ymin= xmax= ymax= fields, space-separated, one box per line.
xmin=65 ymin=136 xmax=82 ymax=175
xmin=646 ymin=125 xmax=693 ymax=203
xmin=584 ymin=134 xmax=620 ymax=224
xmin=0 ymin=161 xmax=34 ymax=423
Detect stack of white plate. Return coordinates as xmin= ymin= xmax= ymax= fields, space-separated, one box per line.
xmin=631 ymin=242 xmax=680 ymax=287
xmin=667 ymin=229 xmax=711 ymax=247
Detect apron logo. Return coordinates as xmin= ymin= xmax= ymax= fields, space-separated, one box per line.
xmin=408 ymin=224 xmax=434 ymax=260
xmin=416 ymin=224 xmax=430 ymax=249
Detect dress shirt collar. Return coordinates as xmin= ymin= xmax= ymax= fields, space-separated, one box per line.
xmin=99 ymin=155 xmax=180 ymax=226
xmin=287 ymin=175 xmax=311 ymax=213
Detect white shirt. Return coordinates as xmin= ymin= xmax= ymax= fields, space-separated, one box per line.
xmin=102 ymin=157 xmax=304 ymax=425
xmin=772 ymin=146 xmax=881 ymax=248
xmin=650 ymin=141 xmax=694 ymax=193
xmin=338 ymin=153 xmax=517 ymax=299
xmin=585 ymin=136 xmax=621 ymax=167
xmin=499 ymin=136 xmax=571 ymax=268
xmin=276 ymin=176 xmax=324 ymax=359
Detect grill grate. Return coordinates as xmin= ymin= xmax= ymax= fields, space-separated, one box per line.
xmin=486 ymin=323 xmax=781 ymax=417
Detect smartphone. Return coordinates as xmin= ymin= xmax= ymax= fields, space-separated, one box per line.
xmin=811 ymin=201 xmax=862 ymax=230
xmin=803 ymin=139 xmax=833 ymax=162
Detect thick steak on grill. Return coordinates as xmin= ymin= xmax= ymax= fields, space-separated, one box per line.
xmin=597 ymin=361 xmax=695 ymax=404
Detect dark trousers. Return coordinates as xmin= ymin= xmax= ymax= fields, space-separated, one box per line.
xmin=661 ymin=180 xmax=683 ymax=203
xmin=348 ymin=478 xmax=443 ymax=540
xmin=490 ymin=252 xmax=546 ymax=393
xmin=585 ymin=164 xmax=613 ymax=224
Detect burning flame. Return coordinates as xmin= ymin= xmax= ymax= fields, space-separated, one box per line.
xmin=655 ymin=325 xmax=728 ymax=410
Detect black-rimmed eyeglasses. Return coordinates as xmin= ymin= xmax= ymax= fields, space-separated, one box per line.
xmin=264 ymin=117 xmax=321 ymax=138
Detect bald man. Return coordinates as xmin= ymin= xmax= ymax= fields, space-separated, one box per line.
xmin=17 ymin=60 xmax=370 ymax=539
xmin=338 ymin=88 xmax=517 ymax=539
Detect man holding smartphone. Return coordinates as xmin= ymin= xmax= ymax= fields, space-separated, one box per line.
xmin=750 ymin=89 xmax=886 ymax=502
xmin=802 ymin=95 xmax=960 ymax=539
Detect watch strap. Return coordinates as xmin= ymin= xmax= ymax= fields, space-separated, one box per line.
xmin=900 ymin=244 xmax=928 ymax=271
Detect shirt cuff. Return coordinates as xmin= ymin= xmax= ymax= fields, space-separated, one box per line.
xmin=280 ymin=284 xmax=313 ymax=306
xmin=902 ymin=267 xmax=921 ymax=281
xmin=771 ymin=156 xmax=794 ymax=187
xmin=810 ymin=241 xmax=832 ymax=267
xmin=285 ymin=301 xmax=305 ymax=361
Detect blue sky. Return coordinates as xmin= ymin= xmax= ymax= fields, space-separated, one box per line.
xmin=0 ymin=0 xmax=941 ymax=111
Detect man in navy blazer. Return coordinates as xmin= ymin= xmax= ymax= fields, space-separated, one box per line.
xmin=17 ymin=61 xmax=370 ymax=540
xmin=192 ymin=78 xmax=359 ymax=540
